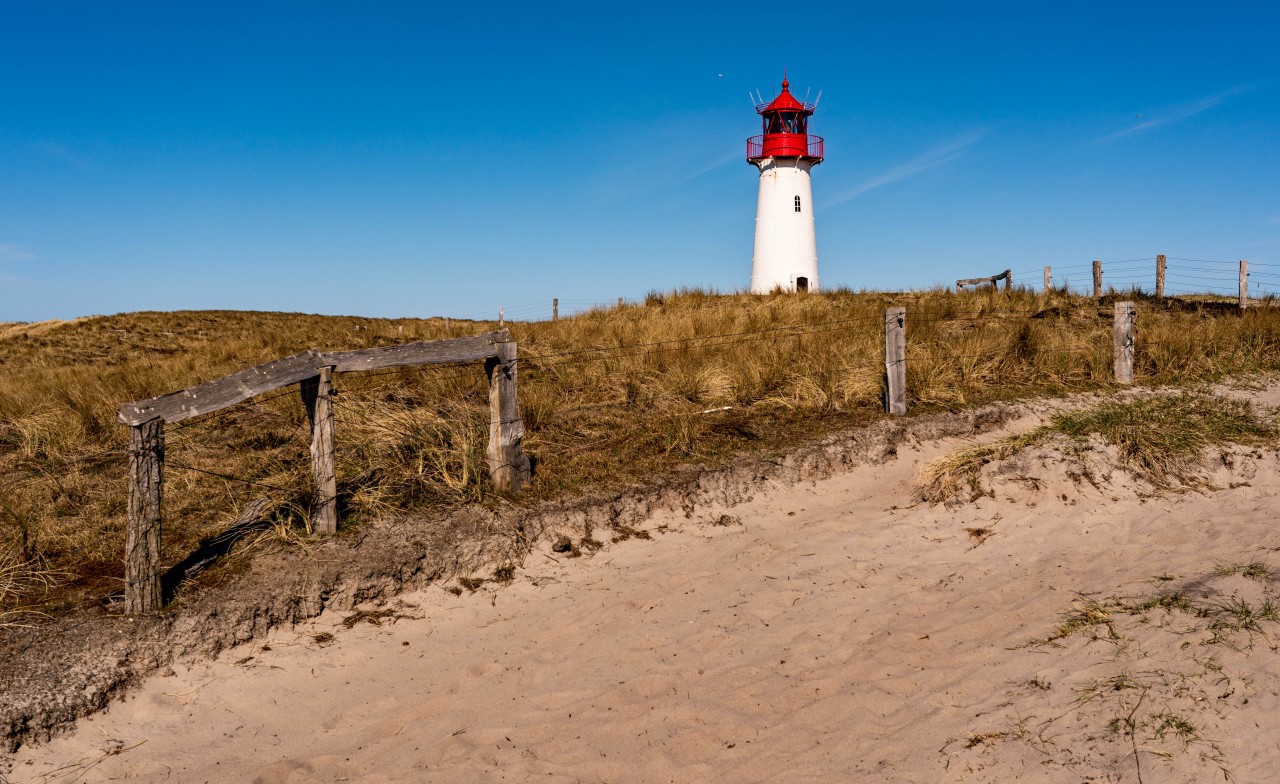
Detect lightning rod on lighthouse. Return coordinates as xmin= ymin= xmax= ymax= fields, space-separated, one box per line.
xmin=746 ymin=74 xmax=823 ymax=294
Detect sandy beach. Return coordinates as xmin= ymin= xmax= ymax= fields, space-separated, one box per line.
xmin=9 ymin=394 xmax=1280 ymax=783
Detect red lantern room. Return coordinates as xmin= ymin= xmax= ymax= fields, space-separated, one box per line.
xmin=747 ymin=76 xmax=824 ymax=164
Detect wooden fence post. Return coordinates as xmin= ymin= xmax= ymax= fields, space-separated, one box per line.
xmin=1093 ymin=260 xmax=1103 ymax=299
xmin=300 ymin=366 xmax=338 ymax=535
xmin=553 ymin=298 xmax=558 ymax=321
xmin=618 ymin=297 xmax=624 ymax=308
xmin=1113 ymin=301 xmax=1135 ymax=384
xmin=884 ymin=307 xmax=906 ymax=416
xmin=125 ymin=418 xmax=164 ymax=614
xmin=1002 ymin=269 xmax=1012 ymax=292
xmin=1043 ymin=266 xmax=1051 ymax=293
xmin=1240 ymin=260 xmax=1249 ymax=309
xmin=487 ymin=339 xmax=531 ymax=492
xmin=1155 ymin=254 xmax=1166 ymax=299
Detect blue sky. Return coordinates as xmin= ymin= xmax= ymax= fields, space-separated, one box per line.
xmin=2 ymin=1 xmax=1277 ymax=321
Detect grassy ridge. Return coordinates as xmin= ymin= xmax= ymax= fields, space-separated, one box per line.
xmin=917 ymin=393 xmax=1279 ymax=503
xmin=4 ymin=287 xmax=1280 ymax=620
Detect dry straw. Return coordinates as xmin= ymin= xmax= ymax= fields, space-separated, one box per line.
xmin=4 ymin=286 xmax=1280 ymax=615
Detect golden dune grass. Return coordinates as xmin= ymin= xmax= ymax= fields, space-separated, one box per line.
xmin=4 ymin=287 xmax=1280 ymax=618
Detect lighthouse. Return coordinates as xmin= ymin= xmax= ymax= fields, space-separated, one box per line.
xmin=747 ymin=75 xmax=823 ymax=294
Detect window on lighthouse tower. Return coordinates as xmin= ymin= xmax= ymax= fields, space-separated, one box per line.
xmin=794 ymin=195 xmax=802 ymax=213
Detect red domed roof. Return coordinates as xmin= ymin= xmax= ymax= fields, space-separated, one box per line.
xmin=759 ymin=77 xmax=809 ymax=114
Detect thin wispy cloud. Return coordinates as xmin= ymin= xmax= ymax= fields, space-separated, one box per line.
xmin=826 ymin=128 xmax=989 ymax=207
xmin=588 ymin=116 xmax=741 ymax=203
xmin=0 ymin=244 xmax=38 ymax=262
xmin=1095 ymin=85 xmax=1253 ymax=143
xmin=676 ymin=149 xmax=741 ymax=185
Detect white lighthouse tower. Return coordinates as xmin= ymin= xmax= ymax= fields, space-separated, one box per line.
xmin=747 ymin=75 xmax=823 ymax=293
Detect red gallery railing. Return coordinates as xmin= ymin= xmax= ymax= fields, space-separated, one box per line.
xmin=746 ymin=134 xmax=824 ymax=162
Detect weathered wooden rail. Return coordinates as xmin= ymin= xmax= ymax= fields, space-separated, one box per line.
xmin=118 ymin=330 xmax=530 ymax=614
xmin=955 ymin=269 xmax=1012 ymax=292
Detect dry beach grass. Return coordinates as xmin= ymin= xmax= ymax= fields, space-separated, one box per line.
xmin=4 ymin=286 xmax=1280 ymax=622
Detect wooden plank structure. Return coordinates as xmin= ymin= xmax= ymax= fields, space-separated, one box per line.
xmin=955 ymin=269 xmax=1012 ymax=293
xmin=883 ymin=307 xmax=906 ymax=416
xmin=118 ymin=330 xmax=526 ymax=613
xmin=118 ymin=351 xmax=324 ymax=427
xmin=1113 ymin=301 xmax=1135 ymax=384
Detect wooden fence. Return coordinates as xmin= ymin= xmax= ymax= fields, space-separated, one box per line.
xmin=116 ymin=329 xmax=530 ymax=614
xmin=111 ymin=273 xmax=1240 ymax=613
xmin=882 ymin=301 xmax=1137 ymax=416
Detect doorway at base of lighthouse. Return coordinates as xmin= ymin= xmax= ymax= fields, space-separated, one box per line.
xmin=795 ymin=276 xmax=809 ymax=292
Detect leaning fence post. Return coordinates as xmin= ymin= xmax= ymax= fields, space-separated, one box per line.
xmin=1240 ymin=260 xmax=1249 ymax=310
xmin=884 ymin=306 xmax=906 ymax=415
xmin=125 ymin=418 xmax=164 ymax=613
xmin=300 ymin=365 xmax=338 ymax=535
xmin=1002 ymin=269 xmax=1012 ymax=292
xmin=1043 ymin=265 xmax=1051 ymax=293
xmin=1113 ymin=301 xmax=1135 ymax=384
xmin=486 ymin=339 xmax=531 ymax=492
xmin=1093 ymin=260 xmax=1103 ymax=299
xmin=1155 ymin=254 xmax=1166 ymax=299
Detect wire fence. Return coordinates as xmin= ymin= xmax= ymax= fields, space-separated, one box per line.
xmin=1009 ymin=256 xmax=1280 ymax=300
xmin=445 ymin=255 xmax=1280 ymax=323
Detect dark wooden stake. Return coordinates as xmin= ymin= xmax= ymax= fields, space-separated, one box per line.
xmin=486 ymin=340 xmax=531 ymax=492
xmin=1093 ymin=260 xmax=1103 ymax=299
xmin=1240 ymin=260 xmax=1249 ymax=310
xmin=1113 ymin=301 xmax=1135 ymax=384
xmin=125 ymin=418 xmax=164 ymax=614
xmin=884 ymin=307 xmax=907 ymax=416
xmin=300 ymin=365 xmax=338 ymax=535
xmin=1003 ymin=269 xmax=1012 ymax=292
xmin=1155 ymin=254 xmax=1166 ymax=299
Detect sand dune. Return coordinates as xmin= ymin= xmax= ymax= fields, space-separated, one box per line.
xmin=9 ymin=393 xmax=1280 ymax=783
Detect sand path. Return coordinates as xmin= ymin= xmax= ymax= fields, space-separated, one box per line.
xmin=10 ymin=404 xmax=1280 ymax=783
